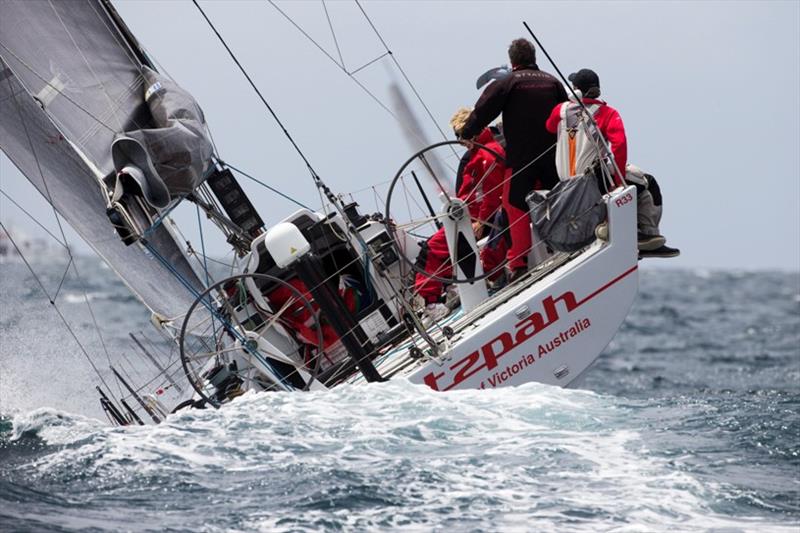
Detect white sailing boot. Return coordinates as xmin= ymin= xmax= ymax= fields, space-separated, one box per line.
xmin=424 ymin=302 xmax=450 ymax=324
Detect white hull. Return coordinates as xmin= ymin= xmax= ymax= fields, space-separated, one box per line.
xmin=178 ymin=185 xmax=639 ymax=407
xmin=364 ymin=185 xmax=639 ymax=391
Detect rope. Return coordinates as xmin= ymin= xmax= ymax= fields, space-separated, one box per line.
xmin=141 ymin=199 xmax=183 ymax=239
xmin=141 ymin=240 xmax=204 ymax=300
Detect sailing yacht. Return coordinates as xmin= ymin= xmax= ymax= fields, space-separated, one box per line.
xmin=0 ymin=0 xmax=638 ymax=423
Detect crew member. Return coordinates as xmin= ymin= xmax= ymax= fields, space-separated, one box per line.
xmin=546 ymin=68 xmax=679 ymax=257
xmin=460 ymin=38 xmax=567 ymax=283
xmin=414 ymin=107 xmax=507 ymax=320
xmin=545 ymin=68 xmax=626 ymax=187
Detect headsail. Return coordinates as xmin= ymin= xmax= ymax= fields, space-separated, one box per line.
xmin=0 ymin=0 xmax=205 ymax=319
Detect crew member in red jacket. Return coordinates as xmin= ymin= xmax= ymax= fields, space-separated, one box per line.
xmin=414 ymin=108 xmax=506 ymax=320
xmin=545 ymin=68 xmax=626 ymax=187
xmin=460 ymin=39 xmax=567 ymax=282
xmin=547 ymin=68 xmax=679 ymax=256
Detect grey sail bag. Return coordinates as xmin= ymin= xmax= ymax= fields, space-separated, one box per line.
xmin=527 ymin=173 xmax=607 ymax=252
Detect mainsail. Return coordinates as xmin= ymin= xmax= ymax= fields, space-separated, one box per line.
xmin=0 ymin=0 xmax=206 ymax=319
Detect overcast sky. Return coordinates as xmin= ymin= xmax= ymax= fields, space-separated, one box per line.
xmin=1 ymin=0 xmax=798 ymax=271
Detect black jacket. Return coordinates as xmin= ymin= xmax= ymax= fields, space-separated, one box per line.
xmin=461 ymin=64 xmax=567 ymax=193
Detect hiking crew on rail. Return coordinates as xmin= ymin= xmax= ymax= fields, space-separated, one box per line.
xmin=414 ymin=39 xmax=680 ymax=315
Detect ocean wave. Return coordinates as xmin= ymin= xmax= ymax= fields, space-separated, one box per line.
xmin=2 ymin=264 xmax=798 ymax=531
xmin=2 ymin=382 xmax=796 ymax=532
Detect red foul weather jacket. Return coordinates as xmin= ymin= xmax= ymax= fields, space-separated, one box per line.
xmin=458 ymin=128 xmax=506 ymax=223
xmin=412 ymin=128 xmax=506 ymax=304
xmin=545 ymin=98 xmax=627 ymax=185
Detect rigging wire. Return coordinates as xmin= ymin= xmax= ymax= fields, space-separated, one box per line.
xmin=0 ymin=220 xmax=125 ymax=411
xmin=192 ymin=2 xmax=362 ymax=296
xmin=90 ymin=0 xmax=146 ymax=76
xmin=117 ymin=349 xmax=151 ymax=394
xmin=2 ymin=6 xmax=610 ymax=405
xmin=522 ymin=21 xmax=623 ymax=187
xmin=170 ymin=217 xmax=239 ymax=272
xmin=138 ymin=330 xmax=175 ymax=368
xmin=321 ymin=0 xmax=346 ymax=70
xmin=47 ymin=0 xmax=126 ymax=133
xmin=0 ymin=187 xmax=68 ymax=248
xmin=51 ymin=255 xmax=73 ymax=303
xmin=353 ymin=0 xmax=451 ymax=144
xmin=195 ymin=204 xmax=220 ymax=346
xmin=130 ymin=357 xmax=183 ymax=397
xmin=0 ymin=222 xmax=55 ymax=303
xmin=195 ymin=205 xmax=214 ymax=288
xmin=265 ymin=0 xmax=427 ymax=148
xmin=3 ymin=68 xmax=124 ymax=400
xmin=190 ymin=1 xmax=357 ymax=288
xmin=0 ymin=41 xmax=117 ymax=136
xmin=348 ymin=52 xmax=390 ymax=76
xmin=222 ymin=161 xmax=311 ymax=210
xmin=3 ymin=71 xmax=76 ymax=262
xmin=191 ymin=0 xmax=322 ymax=184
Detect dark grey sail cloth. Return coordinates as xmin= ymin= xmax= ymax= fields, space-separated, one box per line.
xmin=0 ymin=0 xmax=205 ymax=319
xmin=111 ymin=67 xmax=213 ymax=208
xmin=527 ymin=174 xmax=607 ymax=253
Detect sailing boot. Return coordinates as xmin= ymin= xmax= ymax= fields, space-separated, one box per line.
xmin=639 ymin=244 xmax=680 ymax=259
xmin=637 ymin=232 xmax=666 ymax=251
xmin=422 ymin=302 xmax=451 ymax=326
xmin=444 ymin=285 xmax=461 ymax=310
xmin=507 ymin=266 xmax=528 ymax=285
xmin=595 ymin=222 xmax=609 ymax=241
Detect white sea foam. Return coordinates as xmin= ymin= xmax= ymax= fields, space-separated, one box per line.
xmin=3 ymin=265 xmax=797 ymax=530
xmin=9 ymin=382 xmax=795 ymax=532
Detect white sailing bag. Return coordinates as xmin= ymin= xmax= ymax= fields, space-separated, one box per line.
xmin=554 ymin=101 xmax=603 ymax=181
